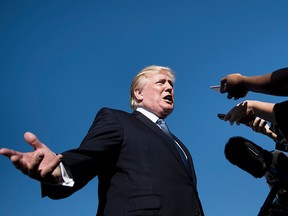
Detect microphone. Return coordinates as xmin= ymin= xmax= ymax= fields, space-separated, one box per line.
xmin=225 ymin=136 xmax=288 ymax=180
xmin=224 ymin=136 xmax=273 ymax=178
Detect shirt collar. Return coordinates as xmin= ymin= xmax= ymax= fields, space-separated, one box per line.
xmin=136 ymin=107 xmax=159 ymax=123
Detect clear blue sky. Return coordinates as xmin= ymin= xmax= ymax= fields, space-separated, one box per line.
xmin=1 ymin=1 xmax=288 ymax=215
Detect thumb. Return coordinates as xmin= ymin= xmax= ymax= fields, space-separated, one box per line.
xmin=24 ymin=132 xmax=43 ymax=150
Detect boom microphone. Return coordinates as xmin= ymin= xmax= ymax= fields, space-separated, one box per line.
xmin=224 ymin=136 xmax=273 ymax=178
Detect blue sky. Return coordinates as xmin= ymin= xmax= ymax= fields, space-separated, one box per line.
xmin=1 ymin=1 xmax=288 ymax=215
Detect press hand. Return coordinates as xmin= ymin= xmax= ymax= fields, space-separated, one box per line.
xmin=220 ymin=73 xmax=248 ymax=100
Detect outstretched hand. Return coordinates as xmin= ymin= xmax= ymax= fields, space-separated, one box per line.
xmin=220 ymin=73 xmax=248 ymax=100
xmin=0 ymin=132 xmax=63 ymax=184
xmin=224 ymin=101 xmax=255 ymax=125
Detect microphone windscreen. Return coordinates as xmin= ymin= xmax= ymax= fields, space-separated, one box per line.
xmin=224 ymin=136 xmax=272 ymax=178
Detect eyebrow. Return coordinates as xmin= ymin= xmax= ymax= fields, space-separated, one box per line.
xmin=155 ymin=78 xmax=174 ymax=87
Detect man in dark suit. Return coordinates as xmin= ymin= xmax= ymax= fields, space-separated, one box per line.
xmin=0 ymin=65 xmax=204 ymax=216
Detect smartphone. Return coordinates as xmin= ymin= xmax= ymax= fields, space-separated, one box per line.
xmin=210 ymin=85 xmax=221 ymax=92
xmin=217 ymin=113 xmax=225 ymax=120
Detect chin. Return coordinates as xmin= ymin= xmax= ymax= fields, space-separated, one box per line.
xmin=163 ymin=107 xmax=173 ymax=116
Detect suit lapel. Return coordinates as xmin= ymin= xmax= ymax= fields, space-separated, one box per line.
xmin=133 ymin=111 xmax=193 ymax=177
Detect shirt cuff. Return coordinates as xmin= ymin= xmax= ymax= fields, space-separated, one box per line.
xmin=59 ymin=162 xmax=75 ymax=187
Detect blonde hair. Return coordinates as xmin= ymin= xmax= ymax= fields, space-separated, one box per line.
xmin=130 ymin=65 xmax=175 ymax=110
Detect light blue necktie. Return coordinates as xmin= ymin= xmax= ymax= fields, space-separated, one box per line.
xmin=156 ymin=119 xmax=190 ymax=170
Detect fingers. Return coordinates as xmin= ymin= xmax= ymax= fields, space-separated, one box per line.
xmin=223 ymin=112 xmax=236 ymax=126
xmin=1 ymin=132 xmax=63 ymax=183
xmin=227 ymin=94 xmax=233 ymax=100
xmin=21 ymin=153 xmax=62 ymax=183
xmin=224 ymin=108 xmax=242 ymax=126
xmin=39 ymin=154 xmax=63 ymax=183
xmin=0 ymin=148 xmax=19 ymax=158
xmin=220 ymin=78 xmax=227 ymax=94
xmin=24 ymin=132 xmax=43 ymax=150
xmin=10 ymin=151 xmax=44 ymax=175
xmin=26 ymin=152 xmax=45 ymax=176
xmin=249 ymin=117 xmax=266 ymax=132
xmin=248 ymin=117 xmax=278 ymax=139
xmin=268 ymin=131 xmax=278 ymax=140
xmin=0 ymin=132 xmax=43 ymax=157
xmin=220 ymin=74 xmax=249 ymax=100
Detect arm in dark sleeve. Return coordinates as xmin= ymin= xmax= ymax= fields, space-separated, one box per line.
xmin=244 ymin=68 xmax=288 ymax=96
xmin=273 ymin=101 xmax=288 ymax=140
xmin=42 ymin=107 xmax=123 ymax=199
xmin=269 ymin=68 xmax=288 ymax=96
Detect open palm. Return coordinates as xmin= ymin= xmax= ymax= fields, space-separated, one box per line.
xmin=0 ymin=132 xmax=62 ymax=183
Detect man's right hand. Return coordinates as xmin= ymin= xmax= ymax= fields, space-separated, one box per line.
xmin=0 ymin=132 xmax=63 ymax=184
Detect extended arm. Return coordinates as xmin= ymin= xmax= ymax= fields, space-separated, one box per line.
xmin=224 ymin=100 xmax=276 ymax=124
xmin=41 ymin=108 xmax=123 ymax=199
xmin=220 ymin=68 xmax=288 ymax=99
xmin=221 ymin=101 xmax=278 ymax=141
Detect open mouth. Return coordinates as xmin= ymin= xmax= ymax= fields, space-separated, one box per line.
xmin=163 ymin=95 xmax=173 ymax=103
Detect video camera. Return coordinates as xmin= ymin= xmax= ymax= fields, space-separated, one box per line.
xmin=224 ymin=136 xmax=288 ymax=216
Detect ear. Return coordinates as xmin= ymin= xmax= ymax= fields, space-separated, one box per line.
xmin=134 ymin=88 xmax=144 ymax=102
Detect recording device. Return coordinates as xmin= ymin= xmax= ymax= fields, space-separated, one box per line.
xmin=224 ymin=136 xmax=288 ymax=215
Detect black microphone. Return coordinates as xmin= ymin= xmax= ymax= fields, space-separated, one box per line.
xmin=224 ymin=136 xmax=273 ymax=178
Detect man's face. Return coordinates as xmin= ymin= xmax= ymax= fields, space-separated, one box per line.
xmin=136 ymin=70 xmax=174 ymax=118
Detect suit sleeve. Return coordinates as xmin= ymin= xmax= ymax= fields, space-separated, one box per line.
xmin=42 ymin=108 xmax=123 ymax=199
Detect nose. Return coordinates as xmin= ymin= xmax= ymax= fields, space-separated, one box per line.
xmin=164 ymin=82 xmax=173 ymax=92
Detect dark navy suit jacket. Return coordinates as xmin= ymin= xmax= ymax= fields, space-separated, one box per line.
xmin=42 ymin=107 xmax=204 ymax=216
